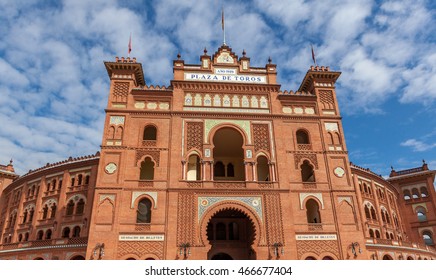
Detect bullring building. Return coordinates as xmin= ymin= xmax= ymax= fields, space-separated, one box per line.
xmin=0 ymin=45 xmax=435 ymax=260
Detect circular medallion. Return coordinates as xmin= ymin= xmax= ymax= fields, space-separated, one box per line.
xmin=200 ymin=199 xmax=209 ymax=207
xmin=334 ymin=167 xmax=345 ymax=178
xmin=252 ymin=198 xmax=260 ymax=207
xmin=105 ymin=163 xmax=117 ymax=174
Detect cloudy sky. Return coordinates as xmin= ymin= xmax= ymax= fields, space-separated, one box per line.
xmin=0 ymin=0 xmax=435 ymax=177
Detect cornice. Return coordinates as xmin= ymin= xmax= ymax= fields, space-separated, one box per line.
xmin=171 ymin=80 xmax=281 ymax=92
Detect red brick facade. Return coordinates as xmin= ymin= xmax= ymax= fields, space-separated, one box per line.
xmin=0 ymin=45 xmax=435 ymax=260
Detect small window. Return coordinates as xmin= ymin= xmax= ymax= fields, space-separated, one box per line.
xmin=296 ymin=130 xmax=310 ymax=144
xmin=66 ymin=200 xmax=75 ymax=216
xmin=364 ymin=205 xmax=371 ymax=219
xmin=140 ymin=158 xmax=155 ymax=180
xmin=72 ymin=226 xmax=81 ymax=237
xmin=143 ymin=126 xmax=157 ymax=140
xmin=423 ymin=231 xmax=434 ymax=245
xmin=77 ymin=174 xmax=83 ymax=186
xmin=417 ymin=208 xmax=427 ymax=222
xmin=214 ymin=161 xmax=225 ymax=177
xmin=256 ymin=156 xmax=270 ymax=181
xmin=227 ymin=163 xmax=235 ymax=177
xmin=412 ymin=188 xmax=419 ymax=199
xmin=42 ymin=205 xmax=49 ymax=219
xmin=136 ymin=198 xmax=152 ymax=223
xmin=301 ymin=160 xmax=315 ymax=182
xmin=403 ymin=190 xmax=411 ymax=200
xmin=375 ymin=230 xmax=381 ymax=238
xmin=50 ymin=204 xmax=57 ymax=219
xmin=45 ymin=229 xmax=52 ymax=240
xmin=85 ymin=175 xmax=90 ymax=185
xmin=420 ymin=187 xmax=428 ymax=198
xmin=369 ymin=229 xmax=374 ymax=238
xmin=76 ymin=199 xmax=85 ymax=215
xmin=62 ymin=227 xmax=71 ymax=238
xmin=306 ymin=199 xmax=321 ymax=223
xmin=36 ymin=230 xmax=44 ymax=240
xmin=24 ymin=232 xmax=29 ymax=241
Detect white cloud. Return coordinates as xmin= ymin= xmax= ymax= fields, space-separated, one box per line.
xmin=401 ymin=139 xmax=436 ymax=152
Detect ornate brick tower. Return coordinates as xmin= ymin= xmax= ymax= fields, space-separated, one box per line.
xmin=87 ymin=46 xmax=366 ymax=260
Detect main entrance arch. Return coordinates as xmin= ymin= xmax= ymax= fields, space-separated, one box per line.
xmin=206 ymin=208 xmax=256 ymax=260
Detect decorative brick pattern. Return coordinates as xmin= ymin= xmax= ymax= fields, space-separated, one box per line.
xmin=294 ymin=153 xmax=318 ymax=169
xmin=177 ymin=192 xmax=195 ymax=246
xmin=253 ymin=124 xmax=270 ymax=152
xmin=187 ymin=122 xmax=203 ymax=152
xmin=112 ymin=82 xmax=129 ymax=103
xmin=117 ymin=241 xmax=164 ymax=259
xmin=296 ymin=240 xmax=339 ymax=259
xmin=319 ymin=90 xmax=334 ymax=110
xmin=136 ymin=150 xmax=160 ymax=166
xmin=264 ymin=193 xmax=284 ymax=245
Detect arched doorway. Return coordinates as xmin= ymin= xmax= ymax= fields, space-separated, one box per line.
xmin=206 ymin=208 xmax=255 ymax=260
xmin=212 ymin=127 xmax=245 ymax=181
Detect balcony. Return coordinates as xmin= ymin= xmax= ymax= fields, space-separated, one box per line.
xmin=297 ymin=144 xmax=312 ymax=151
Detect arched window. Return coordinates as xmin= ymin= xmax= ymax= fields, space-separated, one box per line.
xmin=36 ymin=230 xmax=44 ymax=240
xmin=214 ymin=161 xmax=225 ymax=177
xmin=76 ymin=199 xmax=85 ymax=215
xmin=66 ymin=200 xmax=75 ymax=216
xmin=58 ymin=179 xmax=63 ymax=190
xmin=420 ymin=187 xmax=428 ymax=198
xmin=28 ymin=208 xmax=34 ymax=223
xmin=24 ymin=232 xmax=29 ymax=241
xmin=71 ymin=177 xmax=75 ymax=187
xmin=228 ymin=222 xmax=239 ymax=240
xmin=393 ymin=215 xmax=399 ymax=228
xmin=256 ymin=156 xmax=270 ymax=181
xmin=140 ymin=158 xmax=155 ymax=180
xmin=381 ymin=210 xmax=386 ymax=223
xmin=416 ymin=207 xmax=427 ymax=222
xmin=216 ymin=223 xmax=226 ymax=240
xmin=143 ymin=126 xmax=157 ymax=140
xmin=136 ymin=198 xmax=152 ymax=223
xmin=50 ymin=204 xmax=57 ymax=219
xmin=363 ymin=184 xmax=368 ymax=193
xmin=301 ymin=160 xmax=315 ymax=182
xmin=187 ymin=154 xmax=201 ymax=181
xmin=77 ymin=174 xmax=83 ymax=186
xmin=306 ymin=199 xmax=321 ymax=223
xmin=72 ymin=226 xmax=81 ymax=237
xmin=305 ymin=256 xmax=316 ymax=260
xmin=383 ymin=255 xmax=393 ymax=260
xmin=369 ymin=229 xmax=374 ymax=238
xmin=422 ymin=231 xmax=434 ymax=245
xmin=403 ymin=190 xmax=411 ymax=200
xmin=227 ymin=163 xmax=235 ymax=177
xmin=45 ymin=229 xmax=52 ymax=240
xmin=42 ymin=205 xmax=49 ymax=219
xmin=370 ymin=207 xmax=377 ymax=220
xmin=375 ymin=230 xmax=381 ymax=238
xmin=390 ymin=233 xmax=394 ymax=240
xmin=22 ymin=210 xmax=28 ymax=224
xmin=85 ymin=175 xmax=90 ymax=185
xmin=412 ymin=188 xmax=419 ymax=199
xmin=296 ymin=130 xmax=310 ymax=144
xmin=62 ymin=227 xmax=71 ymax=238
xmin=18 ymin=234 xmax=23 ymax=242
xmin=52 ymin=179 xmax=56 ymax=191
xmin=364 ymin=205 xmax=371 ymax=219
xmin=386 ymin=232 xmax=390 ymax=239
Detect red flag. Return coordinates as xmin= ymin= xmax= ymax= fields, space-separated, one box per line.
xmin=311 ymin=44 xmax=317 ymax=65
xmin=221 ymin=9 xmax=224 ymax=31
xmin=128 ymin=34 xmax=132 ymax=55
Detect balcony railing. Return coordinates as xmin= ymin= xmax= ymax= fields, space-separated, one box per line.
xmin=0 ymin=237 xmax=88 ymax=252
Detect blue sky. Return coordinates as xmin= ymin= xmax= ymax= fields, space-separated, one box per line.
xmin=0 ymin=0 xmax=435 ymax=177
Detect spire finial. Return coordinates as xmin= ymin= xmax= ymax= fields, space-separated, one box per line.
xmin=242 ymin=49 xmax=246 ymax=57
xmin=268 ymin=56 xmax=272 ymax=64
xmin=204 ymin=47 xmax=207 ymax=54
xmin=177 ymin=53 xmax=181 ymax=60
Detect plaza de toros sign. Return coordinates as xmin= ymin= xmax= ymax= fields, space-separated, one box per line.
xmin=184 ymin=68 xmax=267 ymax=84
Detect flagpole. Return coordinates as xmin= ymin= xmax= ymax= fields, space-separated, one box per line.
xmin=222 ymin=8 xmax=226 ymax=46
xmin=128 ymin=33 xmax=132 ymax=57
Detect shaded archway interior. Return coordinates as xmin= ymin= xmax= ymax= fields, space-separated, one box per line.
xmin=212 ymin=127 xmax=245 ymax=181
xmin=206 ymin=208 xmax=256 ymax=260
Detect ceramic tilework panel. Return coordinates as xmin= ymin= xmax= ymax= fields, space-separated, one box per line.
xmin=198 ymin=196 xmax=263 ymax=222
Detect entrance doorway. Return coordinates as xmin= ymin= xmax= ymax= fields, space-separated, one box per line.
xmin=206 ymin=208 xmax=256 ymax=260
